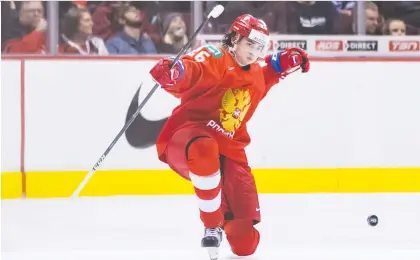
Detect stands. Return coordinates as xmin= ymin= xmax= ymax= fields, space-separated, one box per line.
xmin=1 ymin=1 xmax=420 ymax=55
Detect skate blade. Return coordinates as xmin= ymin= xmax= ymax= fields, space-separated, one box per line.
xmin=207 ymin=247 xmax=219 ymax=260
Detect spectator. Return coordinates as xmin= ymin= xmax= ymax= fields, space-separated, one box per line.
xmin=155 ymin=13 xmax=188 ymax=54
xmin=384 ymin=19 xmax=407 ymax=36
xmin=106 ymin=4 xmax=157 ymax=54
xmin=286 ymin=1 xmax=339 ymax=34
xmin=364 ymin=1 xmax=381 ymax=35
xmin=131 ymin=3 xmax=162 ymax=45
xmin=339 ymin=1 xmax=382 ymax=35
xmin=89 ymin=1 xmax=161 ymax=44
xmin=59 ymin=7 xmax=108 ymax=55
xmin=90 ymin=1 xmax=122 ymax=41
xmin=2 ymin=1 xmax=47 ymax=53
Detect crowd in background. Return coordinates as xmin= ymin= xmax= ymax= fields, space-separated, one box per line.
xmin=1 ymin=1 xmax=419 ymax=55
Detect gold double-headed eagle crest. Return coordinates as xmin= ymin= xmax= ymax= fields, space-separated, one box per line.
xmin=219 ymin=88 xmax=251 ymax=132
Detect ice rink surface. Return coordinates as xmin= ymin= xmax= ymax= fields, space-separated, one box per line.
xmin=2 ymin=194 xmax=420 ymax=260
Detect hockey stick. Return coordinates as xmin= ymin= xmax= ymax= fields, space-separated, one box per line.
xmin=71 ymin=5 xmax=225 ymax=198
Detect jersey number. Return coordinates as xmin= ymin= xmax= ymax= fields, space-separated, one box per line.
xmin=188 ymin=45 xmax=223 ymax=62
xmin=193 ymin=50 xmax=211 ymax=62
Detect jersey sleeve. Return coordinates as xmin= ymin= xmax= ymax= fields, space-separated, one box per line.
xmin=163 ymin=45 xmax=225 ymax=98
xmin=262 ymin=62 xmax=282 ymax=96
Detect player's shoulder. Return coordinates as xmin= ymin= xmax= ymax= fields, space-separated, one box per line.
xmin=202 ymin=44 xmax=226 ymax=59
xmin=185 ymin=44 xmax=227 ymax=64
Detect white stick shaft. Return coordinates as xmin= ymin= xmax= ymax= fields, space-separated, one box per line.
xmin=71 ymin=169 xmax=95 ymax=198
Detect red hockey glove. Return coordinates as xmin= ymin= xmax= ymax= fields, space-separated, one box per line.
xmin=266 ymin=47 xmax=310 ymax=77
xmin=149 ymin=57 xmax=185 ymax=88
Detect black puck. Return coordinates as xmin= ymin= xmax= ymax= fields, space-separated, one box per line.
xmin=367 ymin=215 xmax=378 ymax=226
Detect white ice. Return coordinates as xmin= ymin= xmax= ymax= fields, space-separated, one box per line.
xmin=2 ymin=193 xmax=420 ymax=260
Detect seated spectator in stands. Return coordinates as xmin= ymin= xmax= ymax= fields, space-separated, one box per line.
xmin=286 ymin=1 xmax=339 ymax=34
xmin=89 ymin=1 xmax=161 ymax=44
xmin=339 ymin=1 xmax=382 ymax=35
xmin=155 ymin=13 xmax=188 ymax=54
xmin=59 ymin=7 xmax=108 ymax=55
xmin=130 ymin=3 xmax=162 ymax=45
xmin=106 ymin=4 xmax=157 ymax=54
xmin=384 ymin=19 xmax=407 ymax=36
xmin=364 ymin=2 xmax=381 ymax=35
xmin=2 ymin=1 xmax=47 ymax=53
xmin=90 ymin=1 xmax=122 ymax=41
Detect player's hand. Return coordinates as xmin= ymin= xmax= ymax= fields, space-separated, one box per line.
xmin=287 ymin=47 xmax=310 ymax=73
xmin=265 ymin=47 xmax=310 ymax=77
xmin=149 ymin=57 xmax=185 ymax=88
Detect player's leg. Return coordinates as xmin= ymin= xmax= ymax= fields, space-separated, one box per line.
xmin=224 ymin=219 xmax=260 ymax=256
xmin=220 ymin=156 xmax=261 ymax=256
xmin=186 ymin=136 xmax=223 ymax=228
xmin=165 ymin=128 xmax=224 ymax=248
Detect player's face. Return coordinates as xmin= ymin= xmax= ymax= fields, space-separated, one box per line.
xmin=235 ymin=38 xmax=265 ymax=65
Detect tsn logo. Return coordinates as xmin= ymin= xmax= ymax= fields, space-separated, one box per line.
xmin=389 ymin=41 xmax=420 ymax=52
xmin=315 ymin=40 xmax=343 ymax=51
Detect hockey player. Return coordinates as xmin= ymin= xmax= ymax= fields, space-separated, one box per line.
xmin=149 ymin=14 xmax=310 ymax=258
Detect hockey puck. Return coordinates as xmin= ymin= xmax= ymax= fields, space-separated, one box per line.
xmin=367 ymin=215 xmax=378 ymax=226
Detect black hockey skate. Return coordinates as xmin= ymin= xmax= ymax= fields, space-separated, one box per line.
xmin=201 ymin=227 xmax=223 ymax=260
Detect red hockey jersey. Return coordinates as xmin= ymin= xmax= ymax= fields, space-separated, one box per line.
xmin=156 ymin=45 xmax=282 ymax=164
